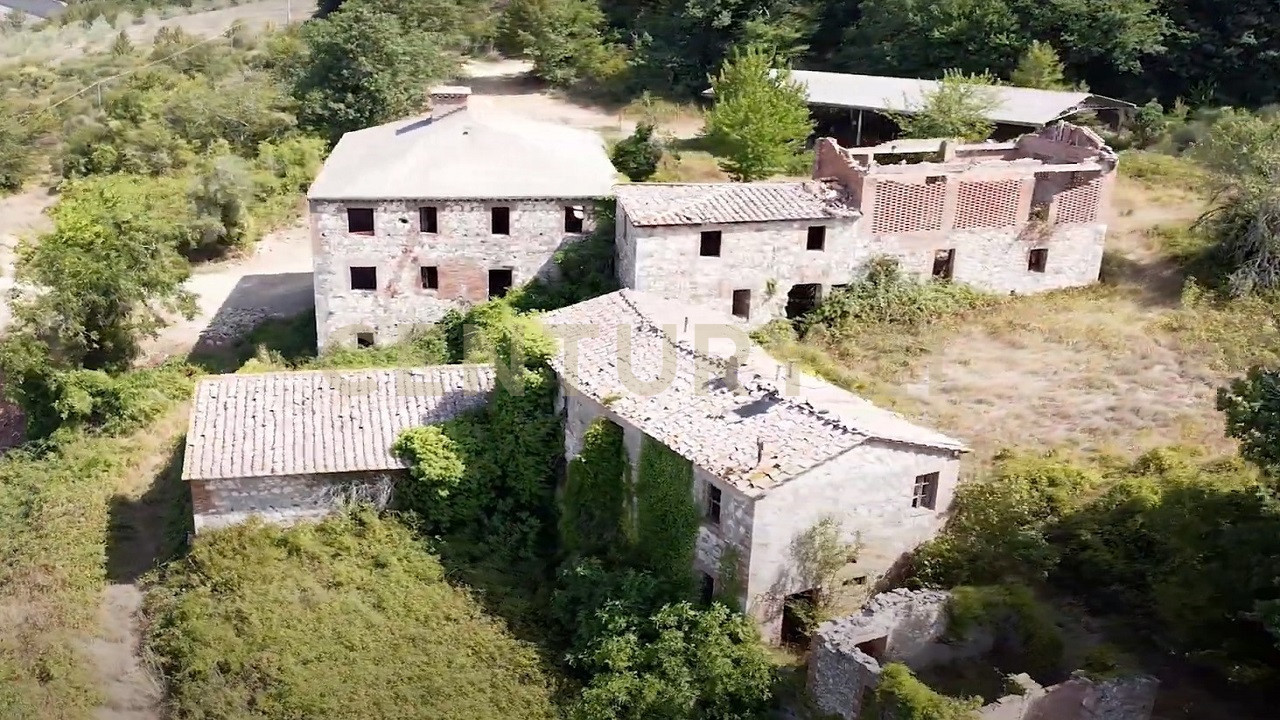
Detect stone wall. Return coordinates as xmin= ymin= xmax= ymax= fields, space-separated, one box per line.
xmin=189 ymin=470 xmax=401 ymax=532
xmin=622 ymin=216 xmax=1105 ymax=328
xmin=312 ymin=198 xmax=598 ymax=349
xmin=748 ymin=445 xmax=960 ymax=639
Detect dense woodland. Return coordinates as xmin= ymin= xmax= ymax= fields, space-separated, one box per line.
xmin=1 ymin=0 xmax=1280 ymax=719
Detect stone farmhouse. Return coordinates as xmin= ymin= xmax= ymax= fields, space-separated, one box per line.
xmin=615 ymin=123 xmax=1117 ymax=326
xmin=307 ymin=87 xmax=616 ymax=349
xmin=182 ymin=289 xmax=966 ymax=641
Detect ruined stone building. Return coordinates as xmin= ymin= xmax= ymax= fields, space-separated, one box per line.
xmin=307 ymin=86 xmax=617 ymax=349
xmin=615 ymin=123 xmax=1117 ymax=326
xmin=541 ymin=290 xmax=967 ymax=641
xmin=181 ymin=289 xmax=968 ymax=641
xmin=182 ymin=365 xmax=494 ymax=532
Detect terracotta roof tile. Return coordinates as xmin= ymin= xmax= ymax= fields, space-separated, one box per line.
xmin=615 ymin=181 xmax=859 ymax=227
xmin=182 ymin=365 xmax=495 ymax=481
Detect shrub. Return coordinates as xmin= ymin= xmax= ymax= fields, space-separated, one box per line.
xmin=560 ymin=417 xmax=631 ymax=560
xmin=947 ymin=585 xmax=1065 ymax=680
xmin=611 ymin=123 xmax=663 ymax=181
xmin=145 ymin=512 xmax=559 ymax=720
xmin=863 ymin=663 xmax=981 ymax=720
xmin=634 ymin=436 xmax=699 ymax=595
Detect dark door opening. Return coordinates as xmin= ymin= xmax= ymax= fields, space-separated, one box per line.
xmin=488 ymin=268 xmax=513 ymax=298
xmin=781 ymin=588 xmax=822 ymax=647
xmin=699 ymin=572 xmax=716 ymax=606
xmin=731 ymin=289 xmax=751 ymax=320
xmin=932 ymin=249 xmax=955 ymax=279
xmin=785 ymin=283 xmax=823 ymax=319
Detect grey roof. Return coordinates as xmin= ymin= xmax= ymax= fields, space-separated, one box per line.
xmin=615 ymin=181 xmax=858 ymax=227
xmin=182 ymin=365 xmax=495 ymax=481
xmin=541 ymin=291 xmax=965 ymax=492
xmin=308 ymin=109 xmax=617 ymax=200
xmin=752 ymin=70 xmax=1134 ymax=128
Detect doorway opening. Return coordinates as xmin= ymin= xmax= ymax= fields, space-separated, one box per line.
xmin=781 ymin=588 xmax=822 ymax=647
xmin=785 ymin=283 xmax=823 ymax=319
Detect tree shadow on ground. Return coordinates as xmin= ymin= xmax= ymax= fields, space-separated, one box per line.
xmin=106 ymin=440 xmax=191 ymax=584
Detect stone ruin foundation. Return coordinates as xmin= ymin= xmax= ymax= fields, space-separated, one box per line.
xmin=808 ymin=589 xmax=1159 ymax=720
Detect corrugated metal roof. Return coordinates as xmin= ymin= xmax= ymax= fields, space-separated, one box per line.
xmin=735 ymin=70 xmax=1134 ymax=128
xmin=541 ymin=291 xmax=966 ymax=492
xmin=182 ymin=366 xmax=495 ymax=481
xmin=615 ymin=181 xmax=858 ymax=227
xmin=308 ymin=108 xmax=618 ymax=200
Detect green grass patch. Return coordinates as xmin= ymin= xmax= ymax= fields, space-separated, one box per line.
xmin=145 ymin=512 xmax=560 ymax=720
xmin=1118 ymin=150 xmax=1206 ymax=193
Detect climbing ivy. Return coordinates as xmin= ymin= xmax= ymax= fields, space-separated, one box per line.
xmin=864 ymin=663 xmax=981 ymax=720
xmin=635 ymin=437 xmax=699 ymax=595
xmin=561 ymin=418 xmax=632 ymax=561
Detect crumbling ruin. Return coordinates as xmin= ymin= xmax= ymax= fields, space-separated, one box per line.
xmin=808 ymin=589 xmax=1158 ymax=720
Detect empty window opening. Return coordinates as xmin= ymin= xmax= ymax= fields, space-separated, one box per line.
xmin=706 ymin=484 xmax=722 ymax=524
xmin=912 ymin=472 xmax=939 ymax=510
xmin=699 ymin=572 xmax=716 ymax=606
xmin=491 ymin=206 xmax=510 ymax=235
xmin=488 ymin=268 xmax=513 ymax=299
xmin=564 ymin=205 xmax=584 ymax=233
xmin=932 ymin=249 xmax=955 ymax=279
xmin=785 ymin=283 xmax=823 ymax=319
xmin=731 ymin=289 xmax=751 ymax=320
xmin=1028 ymin=247 xmax=1048 ymax=273
xmin=347 ymin=208 xmax=374 ymax=235
xmin=700 ymin=230 xmax=722 ymax=257
xmin=421 ymin=266 xmax=439 ymax=290
xmin=781 ymin=589 xmax=822 ymax=647
xmin=807 ymin=225 xmax=826 ymax=251
xmin=356 ymin=332 xmax=375 ymax=348
xmin=856 ymin=635 xmax=889 ymax=661
xmin=925 ymin=175 xmax=946 ymax=185
xmin=420 ymin=206 xmax=438 ymax=233
xmin=349 ymin=266 xmax=377 ymax=291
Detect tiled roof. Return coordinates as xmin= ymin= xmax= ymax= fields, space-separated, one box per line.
xmin=614 ymin=181 xmax=859 ymax=227
xmin=182 ymin=365 xmax=495 ymax=481
xmin=541 ymin=291 xmax=965 ymax=492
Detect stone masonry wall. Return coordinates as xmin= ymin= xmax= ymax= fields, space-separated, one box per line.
xmin=560 ymin=381 xmax=754 ymax=608
xmin=624 ymin=216 xmax=1104 ymax=328
xmin=190 ymin=470 xmax=401 ymax=532
xmin=748 ymin=443 xmax=960 ymax=640
xmin=312 ymin=198 xmax=597 ymax=349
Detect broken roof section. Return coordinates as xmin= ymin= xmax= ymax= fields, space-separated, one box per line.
xmin=754 ymin=70 xmax=1134 ymax=128
xmin=541 ymin=290 xmax=966 ymax=493
xmin=183 ymin=366 xmax=495 ymax=482
xmin=615 ymin=181 xmax=858 ymax=227
xmin=308 ymin=102 xmax=617 ymax=200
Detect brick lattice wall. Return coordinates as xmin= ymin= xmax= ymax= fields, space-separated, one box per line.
xmin=1054 ymin=173 xmax=1103 ymax=224
xmin=870 ymin=181 xmax=946 ymax=234
xmin=954 ymin=179 xmax=1023 ymax=229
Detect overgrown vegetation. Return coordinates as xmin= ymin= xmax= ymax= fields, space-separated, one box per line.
xmin=947 ymin=585 xmax=1065 ymax=681
xmin=145 ymin=512 xmax=560 ymax=720
xmin=864 ymin=663 xmax=981 ymax=720
xmin=560 ymin=418 xmax=631 ymax=561
xmin=892 ymin=70 xmax=998 ymax=142
xmin=913 ymin=449 xmax=1280 ymax=685
xmin=634 ymin=436 xmax=700 ymax=595
xmin=703 ymin=46 xmax=812 ymax=181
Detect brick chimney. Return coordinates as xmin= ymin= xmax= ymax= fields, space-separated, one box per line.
xmin=428 ymin=85 xmax=471 ymax=120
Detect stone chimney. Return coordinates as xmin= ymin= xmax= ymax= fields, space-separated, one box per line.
xmin=724 ymin=354 xmax=741 ymax=391
xmin=428 ymin=85 xmax=471 ymax=120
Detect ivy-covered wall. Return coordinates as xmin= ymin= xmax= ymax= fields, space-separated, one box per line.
xmin=561 ymin=418 xmax=631 ymax=561
xmin=635 ymin=436 xmax=700 ymax=595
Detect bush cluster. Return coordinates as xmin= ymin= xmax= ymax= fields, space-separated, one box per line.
xmin=863 ymin=663 xmax=981 ymax=720
xmin=913 ymin=449 xmax=1280 ymax=685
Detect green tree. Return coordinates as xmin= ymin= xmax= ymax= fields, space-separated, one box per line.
xmin=611 ymin=122 xmax=663 ymax=181
xmin=893 ymin=70 xmax=998 ymax=142
xmin=293 ymin=3 xmax=455 ymax=142
xmin=4 ymin=176 xmax=195 ymax=372
xmin=569 ymin=602 xmax=775 ymax=720
xmin=498 ymin=0 xmax=619 ymax=87
xmin=840 ymin=0 xmax=1026 ymax=80
xmin=1009 ymin=40 xmax=1068 ymax=89
xmin=1218 ymin=367 xmax=1280 ymax=478
xmin=110 ymin=29 xmax=134 ymax=56
xmin=0 ymin=100 xmax=44 ymax=193
xmin=704 ymin=46 xmax=813 ymax=181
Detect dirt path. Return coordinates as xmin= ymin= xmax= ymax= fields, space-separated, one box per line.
xmin=0 ymin=186 xmax=57 ymax=331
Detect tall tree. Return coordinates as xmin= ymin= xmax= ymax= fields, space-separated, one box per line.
xmin=893 ymin=70 xmax=998 ymax=142
xmin=4 ymin=176 xmax=195 ymax=373
xmin=293 ymin=4 xmax=455 ymax=142
xmin=1009 ymin=40 xmax=1069 ymax=89
xmin=498 ymin=0 xmax=616 ymax=87
xmin=703 ymin=46 xmax=813 ymax=181
xmin=839 ymin=0 xmax=1027 ymax=79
